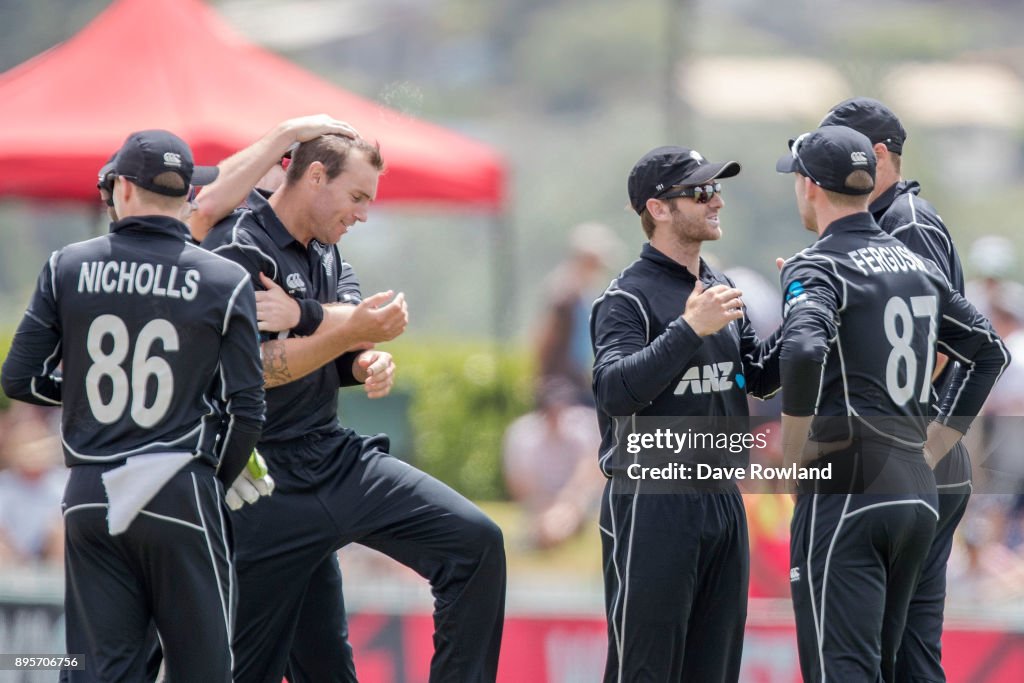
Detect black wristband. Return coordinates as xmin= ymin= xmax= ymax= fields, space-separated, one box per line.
xmin=294 ymin=299 xmax=324 ymax=336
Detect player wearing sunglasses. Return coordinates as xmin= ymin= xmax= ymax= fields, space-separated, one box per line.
xmin=591 ymin=146 xmax=782 ymax=682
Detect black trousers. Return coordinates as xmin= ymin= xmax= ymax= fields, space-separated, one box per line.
xmin=790 ymin=482 xmax=938 ymax=682
xmin=62 ymin=464 xmax=233 ymax=683
xmin=895 ymin=441 xmax=971 ymax=683
xmin=600 ymin=478 xmax=748 ymax=683
xmin=231 ymin=430 xmax=507 ymax=683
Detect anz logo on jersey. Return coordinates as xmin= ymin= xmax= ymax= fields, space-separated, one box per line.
xmin=673 ymin=362 xmax=743 ymax=395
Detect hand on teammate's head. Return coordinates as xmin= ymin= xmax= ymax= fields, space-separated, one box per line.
xmin=285 ymin=114 xmax=360 ymax=143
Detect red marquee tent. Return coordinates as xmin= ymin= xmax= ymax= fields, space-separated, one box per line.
xmin=0 ymin=0 xmax=506 ymax=211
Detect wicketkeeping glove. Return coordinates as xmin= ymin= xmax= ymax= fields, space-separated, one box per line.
xmin=225 ymin=451 xmax=275 ymax=511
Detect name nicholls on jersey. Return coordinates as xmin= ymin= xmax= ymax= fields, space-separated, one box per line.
xmin=848 ymin=244 xmax=927 ymax=276
xmin=76 ymin=260 xmax=200 ymax=300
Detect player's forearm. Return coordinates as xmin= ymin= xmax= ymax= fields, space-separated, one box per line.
xmin=593 ymin=320 xmax=703 ymax=415
xmin=261 ymin=325 xmax=362 ymax=388
xmin=781 ymin=414 xmax=814 ymax=469
xmin=0 ymin=322 xmax=63 ymax=406
xmin=190 ymin=122 xmax=306 ymax=238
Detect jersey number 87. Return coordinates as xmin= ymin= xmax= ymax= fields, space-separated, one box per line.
xmin=883 ymin=295 xmax=937 ymax=406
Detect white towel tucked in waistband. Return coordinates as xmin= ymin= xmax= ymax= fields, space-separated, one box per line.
xmin=101 ymin=452 xmax=194 ymax=535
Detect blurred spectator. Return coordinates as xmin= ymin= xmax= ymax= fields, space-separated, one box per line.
xmin=0 ymin=403 xmax=66 ymax=566
xmin=534 ymin=222 xmax=624 ymax=407
xmin=741 ymin=422 xmax=793 ymax=598
xmin=947 ymin=498 xmax=1024 ymax=606
xmin=502 ymin=378 xmax=604 ymax=549
xmin=965 ymin=235 xmax=1024 ymax=321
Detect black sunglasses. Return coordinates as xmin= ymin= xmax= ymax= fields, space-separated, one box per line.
xmin=789 ymin=133 xmax=823 ymax=187
xmin=661 ymin=182 xmax=722 ymax=204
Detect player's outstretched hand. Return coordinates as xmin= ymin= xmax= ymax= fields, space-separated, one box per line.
xmin=256 ymin=273 xmax=301 ymax=332
xmin=348 ymin=291 xmax=408 ymax=343
xmin=225 ymin=451 xmax=275 ymax=511
xmin=354 ymin=350 xmax=396 ymax=399
xmin=682 ymin=281 xmax=744 ymax=336
xmin=284 ymin=114 xmax=359 ymax=143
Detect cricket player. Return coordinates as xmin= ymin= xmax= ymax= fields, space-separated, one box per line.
xmin=775 ymin=124 xmax=1008 ymax=682
xmin=203 ymin=134 xmax=507 ymax=683
xmin=592 ymin=146 xmax=781 ymax=682
xmin=819 ymin=97 xmax=972 ymax=681
xmin=1 ymin=130 xmax=266 ymax=681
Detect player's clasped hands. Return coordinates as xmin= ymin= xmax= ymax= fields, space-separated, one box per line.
xmin=351 ymin=290 xmax=409 ymax=343
xmin=355 ymin=350 xmax=396 ymax=399
xmin=681 ymin=281 xmax=745 ymax=336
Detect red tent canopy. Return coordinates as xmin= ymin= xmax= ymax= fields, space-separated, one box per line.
xmin=0 ymin=0 xmax=505 ymax=210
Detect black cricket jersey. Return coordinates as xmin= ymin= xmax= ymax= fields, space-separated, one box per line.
xmin=202 ymin=191 xmax=362 ymax=444
xmin=779 ymin=212 xmax=1008 ymax=448
xmin=1 ymin=216 xmax=265 ymax=472
xmin=872 ymin=179 xmax=966 ymax=404
xmin=591 ymin=243 xmax=781 ymax=475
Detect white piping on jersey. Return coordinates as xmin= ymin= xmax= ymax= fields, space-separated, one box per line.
xmin=192 ymin=473 xmax=233 ymax=671
xmin=23 ymin=309 xmax=48 ymax=327
xmin=48 ymin=251 xmax=59 ymax=303
xmin=816 ymin=491 xmax=853 ymax=683
xmin=222 ymin=274 xmax=250 ymax=336
xmin=592 ymin=285 xmax=650 ymax=678
xmin=593 ymin=285 xmax=651 ymax=344
xmin=936 ymin=480 xmax=972 ymax=490
xmin=935 ymin=341 xmax=971 ymax=364
xmin=63 ymin=503 xmax=108 ymax=517
xmin=806 ymin=492 xmax=825 ymax=681
xmin=937 ymin=314 xmax=1010 ymax=422
xmin=841 ymin=498 xmax=939 ymax=522
xmin=61 ymin=423 xmax=201 ymax=461
xmin=615 ymin=416 xmax=642 ymax=683
xmin=791 ymin=250 xmax=848 ymax=312
xmin=606 ymin=468 xmax=624 ymax=672
xmin=890 ymin=195 xmax=952 ymax=255
xmin=210 ymin=212 xmax=279 ymax=281
xmin=27 ymin=334 xmax=63 ymax=406
xmin=215 ymin=493 xmax=236 ymax=633
xmin=138 ymin=509 xmax=204 ymax=532
xmin=596 ymin=285 xmax=651 ymax=473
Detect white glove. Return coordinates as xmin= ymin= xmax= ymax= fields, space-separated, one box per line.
xmin=225 ymin=451 xmax=275 ymax=511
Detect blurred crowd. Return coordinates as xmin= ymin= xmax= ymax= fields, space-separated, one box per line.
xmin=1 ymin=229 xmax=1023 ymax=608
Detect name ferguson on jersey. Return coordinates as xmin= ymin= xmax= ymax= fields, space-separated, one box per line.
xmin=77 ymin=260 xmax=200 ymax=300
xmin=848 ymin=245 xmax=927 ymax=276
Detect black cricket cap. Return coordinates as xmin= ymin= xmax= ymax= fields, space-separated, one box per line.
xmin=110 ymin=130 xmax=219 ymax=197
xmin=776 ymin=125 xmax=876 ymax=195
xmin=819 ymin=97 xmax=907 ymax=154
xmin=627 ymin=146 xmax=740 ymax=215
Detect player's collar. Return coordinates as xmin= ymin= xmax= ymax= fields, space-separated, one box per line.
xmin=246 ymin=189 xmax=298 ymax=249
xmin=109 ymin=215 xmax=191 ymax=241
xmin=640 ymin=242 xmax=717 ymax=283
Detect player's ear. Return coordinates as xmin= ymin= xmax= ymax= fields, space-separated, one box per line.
xmin=307 ymin=161 xmax=325 ymax=186
xmin=872 ymin=142 xmax=888 ymax=163
xmin=645 ymin=197 xmax=669 ymax=221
